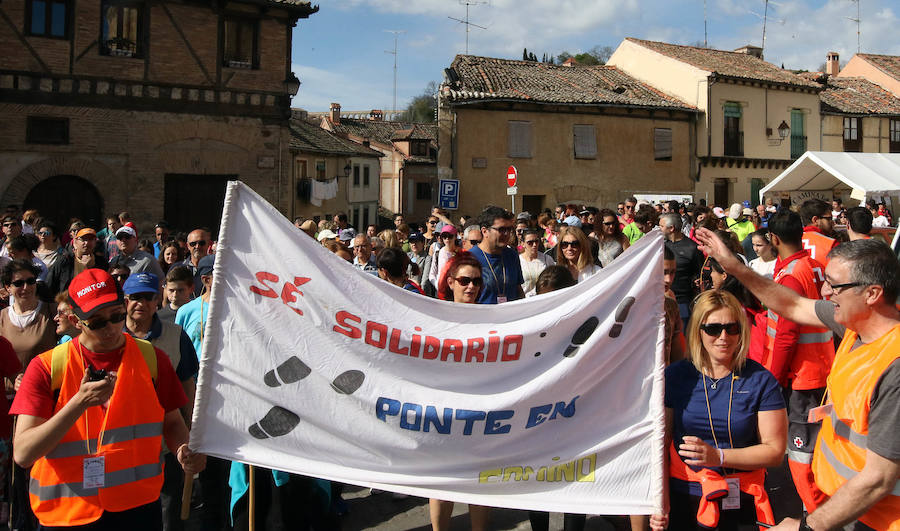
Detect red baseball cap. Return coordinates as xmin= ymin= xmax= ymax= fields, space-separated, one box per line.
xmin=68 ymin=269 xmax=123 ymax=319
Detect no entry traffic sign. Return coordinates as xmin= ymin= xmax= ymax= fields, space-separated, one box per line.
xmin=506 ymin=165 xmax=517 ymax=188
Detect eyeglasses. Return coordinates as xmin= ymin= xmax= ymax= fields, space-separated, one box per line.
xmin=602 ymin=221 xmax=617 ymax=226
xmin=81 ymin=312 xmax=126 ymax=331
xmin=524 ymin=240 xmax=540 ymax=246
xmin=560 ymin=240 xmax=580 ymax=249
xmin=489 ymin=226 xmax=513 ymax=235
xmin=824 ymin=279 xmax=864 ymax=293
xmin=38 ymin=230 xmax=52 ymax=237
xmin=700 ymin=322 xmax=741 ymax=337
xmin=453 ymin=276 xmax=483 ymax=287
xmin=9 ymin=277 xmax=37 ymax=288
xmin=126 ymin=292 xmax=155 ymax=302
xmin=188 ymin=240 xmax=207 ymax=248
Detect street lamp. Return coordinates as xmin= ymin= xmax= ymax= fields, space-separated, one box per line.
xmin=778 ymin=120 xmax=790 ymax=139
xmin=343 ymin=163 xmax=352 ymax=177
xmin=284 ymin=73 xmax=301 ymax=97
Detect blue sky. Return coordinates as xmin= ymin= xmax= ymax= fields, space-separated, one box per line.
xmin=290 ymin=0 xmax=900 ymax=113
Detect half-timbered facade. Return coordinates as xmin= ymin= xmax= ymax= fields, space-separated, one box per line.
xmin=0 ymin=0 xmax=317 ymax=234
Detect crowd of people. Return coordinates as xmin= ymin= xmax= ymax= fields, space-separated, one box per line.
xmin=0 ymin=193 xmax=894 ymax=531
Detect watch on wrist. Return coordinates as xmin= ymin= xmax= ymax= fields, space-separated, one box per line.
xmin=799 ymin=513 xmax=814 ymax=531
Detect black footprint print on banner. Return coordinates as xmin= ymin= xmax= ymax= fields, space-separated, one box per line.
xmin=331 ymin=370 xmax=366 ymax=394
xmin=249 ymin=407 xmax=300 ymax=439
xmin=249 ymin=364 xmax=367 ymax=438
xmin=264 ymin=356 xmax=311 ymax=387
xmin=609 ymin=297 xmax=636 ymax=338
xmin=563 ymin=317 xmax=599 ymax=358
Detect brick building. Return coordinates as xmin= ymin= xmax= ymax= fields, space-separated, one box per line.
xmin=0 ymin=0 xmax=317 ymax=235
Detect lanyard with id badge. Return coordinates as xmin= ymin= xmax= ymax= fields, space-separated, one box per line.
xmin=81 ymin=351 xmax=112 ymax=490
xmin=702 ymin=372 xmax=741 ymax=510
xmin=480 ymin=247 xmax=507 ymax=304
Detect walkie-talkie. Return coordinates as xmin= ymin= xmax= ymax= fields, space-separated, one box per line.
xmin=86 ymin=364 xmax=108 ymax=382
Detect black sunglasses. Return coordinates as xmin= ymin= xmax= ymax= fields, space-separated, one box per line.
xmin=560 ymin=241 xmax=580 ymax=249
xmin=126 ymin=292 xmax=155 ymax=302
xmin=468 ymin=239 xmax=480 ymax=246
xmin=700 ymin=322 xmax=741 ymax=336
xmin=81 ymin=312 xmax=126 ymax=330
xmin=117 ymin=233 xmax=134 ymax=240
xmin=111 ymin=272 xmax=130 ymax=281
xmin=440 ymin=233 xmax=455 ymax=239
xmin=10 ymin=277 xmax=37 ymax=288
xmin=3 ymin=222 xmax=19 ymax=228
xmin=524 ymin=240 xmax=540 ymax=245
xmin=188 ymin=240 xmax=207 ymax=247
xmin=602 ymin=221 xmax=617 ymax=226
xmin=453 ymin=276 xmax=483 ymax=287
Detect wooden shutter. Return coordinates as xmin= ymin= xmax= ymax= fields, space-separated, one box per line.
xmin=508 ymin=121 xmax=532 ymax=158
xmin=573 ymin=124 xmax=597 ymax=159
xmin=654 ymin=128 xmax=672 ymax=160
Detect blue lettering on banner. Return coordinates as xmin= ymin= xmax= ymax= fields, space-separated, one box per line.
xmin=374 ymin=396 xmax=578 ymax=435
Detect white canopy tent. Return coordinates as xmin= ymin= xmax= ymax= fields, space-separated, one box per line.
xmin=760 ymin=152 xmax=900 ymax=204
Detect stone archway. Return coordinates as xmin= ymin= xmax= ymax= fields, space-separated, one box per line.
xmin=3 ymin=157 xmax=118 ymax=229
xmin=24 ymin=176 xmax=104 ymax=230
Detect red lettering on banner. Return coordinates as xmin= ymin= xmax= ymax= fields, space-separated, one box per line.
xmin=440 ymin=339 xmax=464 ymax=362
xmin=250 ymin=272 xmax=279 ymax=298
xmin=388 ymin=329 xmax=409 ymax=356
xmin=422 ymin=336 xmax=441 ymax=360
xmin=501 ymin=335 xmax=523 ymax=361
xmin=365 ymin=321 xmax=388 ymax=349
xmin=466 ymin=338 xmax=485 ymax=362
xmin=333 ymin=311 xmax=362 ymax=338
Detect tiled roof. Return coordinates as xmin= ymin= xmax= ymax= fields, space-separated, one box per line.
xmin=626 ymin=38 xmax=820 ymax=89
xmin=857 ymin=53 xmax=900 ymax=81
xmin=251 ymin=0 xmax=318 ymax=13
xmin=819 ymin=77 xmax=900 ymax=115
xmin=442 ymin=55 xmax=695 ymax=110
xmin=391 ymin=125 xmax=433 ymax=141
xmin=328 ymin=118 xmax=438 ymax=146
xmin=289 ymin=117 xmax=382 ymax=157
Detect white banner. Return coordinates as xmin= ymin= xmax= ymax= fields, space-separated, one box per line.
xmin=191 ymin=181 xmax=666 ymax=515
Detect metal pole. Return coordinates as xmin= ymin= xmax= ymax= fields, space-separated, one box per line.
xmin=510 ymin=194 xmax=515 ymax=214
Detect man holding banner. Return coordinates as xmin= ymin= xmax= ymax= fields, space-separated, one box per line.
xmin=10 ymin=269 xmax=205 ymax=529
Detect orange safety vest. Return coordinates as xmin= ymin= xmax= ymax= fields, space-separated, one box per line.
xmin=801 ymin=230 xmax=837 ymax=267
xmin=813 ymin=324 xmax=900 ymax=531
xmin=668 ymin=444 xmax=774 ymax=530
xmin=763 ymin=253 xmax=834 ymax=390
xmin=29 ymin=336 xmax=165 ymax=527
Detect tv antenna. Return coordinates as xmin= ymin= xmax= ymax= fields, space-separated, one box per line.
xmin=384 ymin=30 xmax=405 ymax=119
xmin=846 ymin=0 xmax=860 ymax=53
xmin=703 ymin=0 xmax=707 ymax=48
xmin=448 ymin=0 xmax=488 ymax=54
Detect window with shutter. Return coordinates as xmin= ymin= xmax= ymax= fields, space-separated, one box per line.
xmin=573 ymin=125 xmax=597 ymax=159
xmin=508 ymin=121 xmax=532 ymax=158
xmin=654 ymin=128 xmax=672 ymax=161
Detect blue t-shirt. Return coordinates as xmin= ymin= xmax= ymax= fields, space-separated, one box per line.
xmin=175 ymin=297 xmax=208 ymax=358
xmin=471 ymin=246 xmax=524 ymax=304
xmin=665 ymin=359 xmax=784 ymax=494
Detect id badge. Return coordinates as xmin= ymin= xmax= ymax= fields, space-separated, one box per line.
xmin=83 ymin=456 xmax=105 ymax=489
xmin=807 ymin=404 xmax=833 ymax=423
xmin=497 ymin=295 xmax=508 ymax=304
xmin=721 ymin=478 xmax=741 ymax=510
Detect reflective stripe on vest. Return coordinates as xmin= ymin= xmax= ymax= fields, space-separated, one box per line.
xmin=829 ymin=409 xmax=868 ymax=450
xmin=45 ymin=422 xmax=163 ymax=459
xmin=787 ymin=447 xmax=814 ymax=464
xmin=819 ymin=436 xmax=900 ymax=497
xmin=29 ymin=461 xmax=163 ymax=501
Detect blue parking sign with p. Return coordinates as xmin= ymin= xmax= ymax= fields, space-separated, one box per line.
xmin=439 ymin=179 xmax=459 ymax=210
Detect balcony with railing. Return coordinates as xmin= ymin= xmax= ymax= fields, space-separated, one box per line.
xmin=790 ymin=135 xmax=807 ymax=159
xmin=724 ymin=131 xmax=743 ymax=157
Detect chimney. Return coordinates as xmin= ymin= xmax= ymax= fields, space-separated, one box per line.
xmin=330 ymin=102 xmax=341 ymax=124
xmin=826 ymin=52 xmax=840 ymax=76
xmin=369 ymin=109 xmax=383 ymax=121
xmin=734 ymin=45 xmax=763 ymax=59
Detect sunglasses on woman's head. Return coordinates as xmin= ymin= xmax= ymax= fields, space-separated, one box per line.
xmin=700 ymin=322 xmax=741 ymax=336
xmin=453 ymin=276 xmax=483 ymax=287
xmin=10 ymin=277 xmax=37 ymax=288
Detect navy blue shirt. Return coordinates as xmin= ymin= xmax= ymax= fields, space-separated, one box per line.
xmin=665 ymin=359 xmax=784 ymax=494
xmin=471 ymin=246 xmax=524 ymax=304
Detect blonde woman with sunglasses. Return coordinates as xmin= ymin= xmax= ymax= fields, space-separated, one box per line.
xmin=652 ymin=290 xmax=787 ymax=531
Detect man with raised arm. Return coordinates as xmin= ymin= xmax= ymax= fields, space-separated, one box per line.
xmin=695 ymin=228 xmax=900 ymax=531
